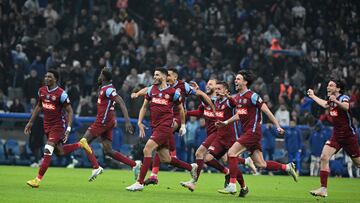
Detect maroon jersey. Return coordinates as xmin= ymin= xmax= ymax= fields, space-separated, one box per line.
xmin=95 ymin=84 xmax=117 ymax=124
xmin=234 ymin=90 xmax=264 ymax=135
xmin=38 ymin=86 xmax=70 ymax=131
xmin=145 ymin=85 xmax=182 ymax=128
xmin=172 ymin=80 xmax=196 ymax=117
xmin=328 ymin=95 xmax=357 ymax=139
xmin=188 ymin=96 xmax=218 ymax=136
xmin=215 ymin=97 xmax=237 ymax=141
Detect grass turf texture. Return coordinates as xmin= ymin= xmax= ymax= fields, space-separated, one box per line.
xmin=0 ymin=166 xmax=359 ymax=203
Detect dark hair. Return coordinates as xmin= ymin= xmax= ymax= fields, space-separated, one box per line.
xmin=167 ymin=67 xmax=178 ymax=75
xmin=216 ymin=81 xmax=230 ymax=90
xmin=329 ymin=77 xmax=346 ymax=94
xmin=47 ymin=69 xmax=59 ymax=81
xmin=155 ymin=67 xmax=168 ymax=76
xmin=102 ymin=68 xmax=112 ymax=82
xmin=237 ymin=70 xmax=255 ymax=87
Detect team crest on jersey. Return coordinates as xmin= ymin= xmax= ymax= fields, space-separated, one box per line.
xmin=258 ymin=97 xmax=263 ymax=103
xmin=159 ymin=93 xmax=163 ymax=97
xmin=46 ymin=95 xmax=50 ymax=99
xmin=221 ymin=105 xmax=225 ymax=110
xmin=329 ymin=109 xmax=338 ymax=117
xmin=165 ymin=94 xmax=170 ymax=99
xmin=51 ymin=95 xmax=56 ymax=101
xmin=243 ymin=98 xmax=247 ymax=104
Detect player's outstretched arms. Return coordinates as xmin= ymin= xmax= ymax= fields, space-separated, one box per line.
xmin=261 ymin=104 xmax=285 ymax=135
xmin=307 ymin=89 xmax=329 ymax=109
xmin=196 ymin=90 xmax=216 ymax=113
xmin=131 ymin=87 xmax=148 ymax=99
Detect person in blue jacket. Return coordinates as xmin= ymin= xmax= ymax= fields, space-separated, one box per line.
xmin=285 ymin=120 xmax=302 ymax=174
xmin=309 ymin=120 xmax=331 ymax=176
xmin=262 ymin=123 xmax=277 ymax=161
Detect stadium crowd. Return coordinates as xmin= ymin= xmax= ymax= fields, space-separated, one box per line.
xmin=0 ymin=0 xmax=360 ymax=176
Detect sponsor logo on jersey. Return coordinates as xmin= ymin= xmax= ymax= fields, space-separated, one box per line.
xmin=151 ymin=97 xmax=169 ymax=105
xmin=204 ymin=110 xmax=216 ymax=118
xmin=215 ymin=111 xmax=224 ymax=118
xmin=329 ymin=109 xmax=338 ymax=117
xmin=237 ymin=108 xmax=248 ymax=115
xmin=42 ymin=102 xmax=56 ymax=110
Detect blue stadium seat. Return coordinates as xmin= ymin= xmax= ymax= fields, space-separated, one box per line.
xmin=112 ymin=127 xmax=123 ymax=152
xmin=4 ymin=139 xmax=21 ymax=165
xmin=120 ymin=144 xmax=131 ymax=156
xmin=0 ymin=140 xmax=9 ymax=164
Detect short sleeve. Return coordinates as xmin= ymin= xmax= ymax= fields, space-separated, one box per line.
xmin=105 ymin=87 xmax=117 ymax=100
xmin=173 ymin=90 xmax=181 ymax=103
xmin=340 ymin=95 xmax=350 ymax=103
xmin=60 ymin=91 xmax=70 ymax=104
xmin=184 ymin=82 xmax=196 ymax=95
xmin=251 ymin=93 xmax=263 ymax=108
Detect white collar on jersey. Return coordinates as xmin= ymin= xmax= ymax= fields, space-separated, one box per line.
xmin=158 ymin=84 xmax=170 ymax=91
xmin=172 ymin=80 xmax=179 ymax=87
xmin=47 ymin=86 xmax=59 ymax=92
xmin=239 ymin=89 xmax=251 ymax=96
xmin=101 ymin=83 xmax=113 ymax=88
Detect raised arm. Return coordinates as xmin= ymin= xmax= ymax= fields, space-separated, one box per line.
xmin=307 ymin=89 xmax=329 ymax=109
xmin=329 ymin=95 xmax=349 ymax=111
xmin=196 ymin=90 xmax=216 ymax=112
xmin=131 ymin=87 xmax=148 ymax=99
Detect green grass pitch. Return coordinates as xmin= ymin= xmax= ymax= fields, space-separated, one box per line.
xmin=0 ymin=166 xmax=359 ymax=203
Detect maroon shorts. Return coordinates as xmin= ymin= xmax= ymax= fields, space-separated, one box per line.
xmin=150 ymin=125 xmax=172 ymax=149
xmin=45 ymin=127 xmax=65 ymax=144
xmin=208 ymin=137 xmax=234 ymax=159
xmin=326 ymin=134 xmax=360 ymax=158
xmin=237 ymin=132 xmax=262 ymax=154
xmin=202 ymin=132 xmax=217 ymax=149
xmin=88 ymin=121 xmax=115 ymax=141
